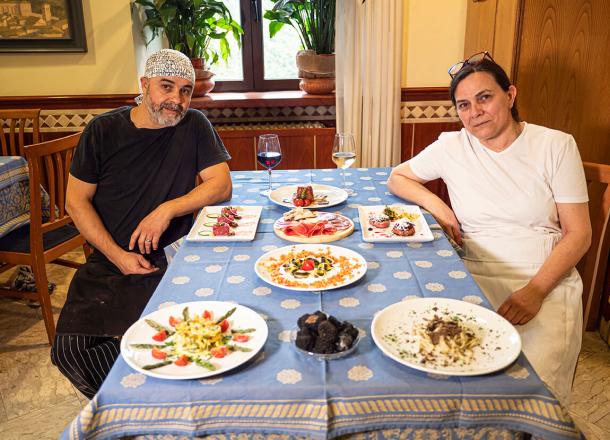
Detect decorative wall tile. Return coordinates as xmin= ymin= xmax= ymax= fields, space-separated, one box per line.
xmin=400 ymin=101 xmax=458 ymax=123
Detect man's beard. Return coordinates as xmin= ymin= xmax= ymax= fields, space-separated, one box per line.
xmin=143 ymin=93 xmax=186 ymax=127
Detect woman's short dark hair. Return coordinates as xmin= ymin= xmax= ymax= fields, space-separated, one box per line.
xmin=449 ymin=59 xmax=520 ymax=122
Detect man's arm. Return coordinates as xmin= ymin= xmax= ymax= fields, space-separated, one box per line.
xmin=497 ymin=202 xmax=591 ymax=325
xmin=66 ymin=174 xmax=158 ymax=275
xmin=388 ymin=162 xmax=463 ymax=245
xmin=129 ymin=161 xmax=232 ymax=253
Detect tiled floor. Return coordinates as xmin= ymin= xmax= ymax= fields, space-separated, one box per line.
xmin=0 ymin=251 xmax=609 ymax=440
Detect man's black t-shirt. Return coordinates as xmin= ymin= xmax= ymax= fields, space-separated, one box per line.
xmin=70 ymin=106 xmax=230 ymax=258
xmin=56 ymin=107 xmax=230 ymax=336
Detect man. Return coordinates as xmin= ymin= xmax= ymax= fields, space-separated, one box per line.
xmin=50 ymin=49 xmax=232 ymax=398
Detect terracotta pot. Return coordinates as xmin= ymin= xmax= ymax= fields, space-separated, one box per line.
xmin=193 ymin=69 xmax=215 ymax=97
xmin=299 ymin=77 xmax=335 ymax=95
xmin=190 ymin=57 xmax=206 ymax=70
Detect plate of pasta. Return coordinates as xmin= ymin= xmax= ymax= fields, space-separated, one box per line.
xmin=121 ymin=301 xmax=268 ymax=380
xmin=371 ymin=298 xmax=521 ymax=376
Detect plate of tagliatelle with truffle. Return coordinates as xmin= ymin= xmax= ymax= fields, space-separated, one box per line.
xmin=371 ymin=298 xmax=521 ymax=376
xmin=254 ymin=244 xmax=367 ymax=292
xmin=358 ymin=204 xmax=434 ymax=243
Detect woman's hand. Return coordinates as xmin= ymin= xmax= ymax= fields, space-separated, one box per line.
xmin=129 ymin=202 xmax=175 ymax=254
xmin=497 ymin=284 xmax=545 ymax=325
xmin=430 ymin=199 xmax=462 ymax=246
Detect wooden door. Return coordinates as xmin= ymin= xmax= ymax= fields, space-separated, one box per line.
xmin=513 ymin=0 xmax=610 ymax=164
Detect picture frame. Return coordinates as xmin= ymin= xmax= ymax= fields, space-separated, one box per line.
xmin=0 ymin=0 xmax=87 ymax=53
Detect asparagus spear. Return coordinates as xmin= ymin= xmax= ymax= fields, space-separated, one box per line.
xmin=144 ymin=319 xmax=175 ymax=335
xmin=231 ymin=328 xmax=256 ymax=334
xmin=194 ymin=358 xmax=216 ymax=371
xmin=227 ymin=344 xmax=252 ymax=352
xmin=214 ymin=307 xmax=236 ymax=324
xmin=182 ymin=307 xmax=190 ymax=322
xmin=142 ymin=360 xmax=172 ymax=370
xmin=130 ymin=343 xmax=166 ymax=349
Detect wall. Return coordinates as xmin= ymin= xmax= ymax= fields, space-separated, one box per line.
xmin=0 ymin=0 xmax=140 ymax=96
xmin=402 ymin=0 xmax=467 ymax=88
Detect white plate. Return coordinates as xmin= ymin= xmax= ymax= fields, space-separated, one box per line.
xmin=186 ymin=205 xmax=262 ymax=242
xmin=254 ymin=244 xmax=367 ymax=292
xmin=371 ymin=298 xmax=521 ymax=376
xmin=269 ymin=184 xmax=348 ymax=209
xmin=358 ymin=205 xmax=434 ymax=242
xmin=121 ymin=301 xmax=268 ymax=380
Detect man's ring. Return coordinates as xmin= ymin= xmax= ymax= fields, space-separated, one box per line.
xmin=145 ymin=239 xmax=152 ymax=243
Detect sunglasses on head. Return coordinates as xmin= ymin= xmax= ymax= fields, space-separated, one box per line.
xmin=448 ymin=51 xmax=496 ymax=78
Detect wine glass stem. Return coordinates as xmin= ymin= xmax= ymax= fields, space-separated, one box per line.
xmin=268 ymin=168 xmax=272 ymax=193
xmin=341 ymin=169 xmax=347 ymax=191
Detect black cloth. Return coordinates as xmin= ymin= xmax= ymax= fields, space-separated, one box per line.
xmin=56 ymin=107 xmax=230 ymax=336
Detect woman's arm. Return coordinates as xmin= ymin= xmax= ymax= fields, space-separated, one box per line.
xmin=388 ymin=162 xmax=463 ymax=245
xmin=498 ymin=202 xmax=592 ymax=325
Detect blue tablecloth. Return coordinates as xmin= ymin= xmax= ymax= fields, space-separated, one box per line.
xmin=62 ymin=168 xmax=580 ymax=440
xmin=0 ymin=156 xmax=30 ymax=238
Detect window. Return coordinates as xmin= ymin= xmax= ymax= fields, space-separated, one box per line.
xmin=212 ymin=0 xmax=301 ymax=92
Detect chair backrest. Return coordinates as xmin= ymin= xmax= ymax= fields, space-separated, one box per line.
xmin=23 ymin=133 xmax=82 ymax=239
xmin=577 ymin=161 xmax=610 ymax=330
xmin=0 ymin=109 xmax=41 ymax=156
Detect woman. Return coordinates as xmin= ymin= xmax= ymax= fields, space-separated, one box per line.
xmin=388 ymin=53 xmax=591 ymax=406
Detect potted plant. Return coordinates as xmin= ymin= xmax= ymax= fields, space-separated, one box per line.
xmin=265 ymin=0 xmax=336 ymax=95
xmin=134 ymin=0 xmax=243 ymax=96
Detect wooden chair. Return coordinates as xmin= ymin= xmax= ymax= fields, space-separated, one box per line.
xmin=0 ymin=133 xmax=89 ymax=344
xmin=577 ymin=162 xmax=610 ymax=331
xmin=0 ymin=109 xmax=41 ymax=156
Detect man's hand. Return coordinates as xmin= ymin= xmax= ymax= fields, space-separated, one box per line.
xmin=129 ymin=203 xmax=175 ymax=254
xmin=497 ymin=284 xmax=545 ymax=325
xmin=111 ymin=250 xmax=159 ymax=275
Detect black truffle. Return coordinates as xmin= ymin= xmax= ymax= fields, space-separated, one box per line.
xmin=295 ymin=329 xmax=315 ymax=351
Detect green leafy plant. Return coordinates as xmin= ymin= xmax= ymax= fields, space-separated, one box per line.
xmin=134 ymin=0 xmax=243 ymax=68
xmin=264 ymin=0 xmax=336 ymax=55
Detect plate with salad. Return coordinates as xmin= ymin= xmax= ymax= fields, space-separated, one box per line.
xmin=120 ymin=301 xmax=268 ymax=379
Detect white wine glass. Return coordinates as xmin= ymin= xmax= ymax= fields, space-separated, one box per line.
xmin=332 ymin=133 xmax=356 ymax=195
xmin=256 ymin=134 xmax=282 ymax=196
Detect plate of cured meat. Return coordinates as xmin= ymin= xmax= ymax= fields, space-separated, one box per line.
xmin=186 ymin=206 xmax=262 ymax=242
xmin=269 ymin=184 xmax=348 ymax=209
xmin=273 ymin=207 xmax=354 ymax=243
xmin=358 ymin=205 xmax=434 ymax=242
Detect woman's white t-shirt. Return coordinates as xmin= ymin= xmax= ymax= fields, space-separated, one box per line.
xmin=408 ymin=122 xmax=588 ymax=240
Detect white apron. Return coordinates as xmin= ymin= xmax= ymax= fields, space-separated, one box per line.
xmin=462 ymin=233 xmax=583 ymax=407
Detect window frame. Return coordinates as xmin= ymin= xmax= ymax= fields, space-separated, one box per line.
xmin=213 ymin=0 xmax=300 ymax=92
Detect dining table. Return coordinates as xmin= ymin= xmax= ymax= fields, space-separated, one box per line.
xmin=0 ymin=155 xmax=31 ymax=238
xmin=61 ymin=167 xmax=581 ymax=440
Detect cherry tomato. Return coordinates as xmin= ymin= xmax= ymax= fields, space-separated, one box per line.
xmin=169 ymin=316 xmax=181 ymax=327
xmin=302 ymin=199 xmax=312 ymax=207
xmin=151 ymin=348 xmax=167 ymax=360
xmin=293 ymin=198 xmax=304 ymax=207
xmin=219 ymin=319 xmax=229 ymax=332
xmin=152 ymin=330 xmax=167 ymax=341
xmin=233 ymin=334 xmax=250 ymax=343
xmin=210 ymin=346 xmax=228 ymax=358
xmin=203 ymin=310 xmax=212 ymax=319
xmin=301 ymin=259 xmax=315 ymax=271
xmin=174 ymin=355 xmax=190 ymax=366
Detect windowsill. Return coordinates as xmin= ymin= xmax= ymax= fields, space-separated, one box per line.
xmin=190 ymin=90 xmax=336 ymax=108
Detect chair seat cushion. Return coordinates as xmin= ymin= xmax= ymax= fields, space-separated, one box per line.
xmin=0 ymin=224 xmax=80 ymax=253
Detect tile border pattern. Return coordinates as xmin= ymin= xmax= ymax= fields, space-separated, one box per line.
xmin=2 ymin=101 xmax=457 ymax=133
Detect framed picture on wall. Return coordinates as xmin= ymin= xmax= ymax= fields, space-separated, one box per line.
xmin=0 ymin=0 xmax=87 ymax=52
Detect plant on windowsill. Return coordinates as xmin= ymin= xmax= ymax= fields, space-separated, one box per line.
xmin=134 ymin=0 xmax=243 ymax=96
xmin=265 ymin=0 xmax=336 ymax=95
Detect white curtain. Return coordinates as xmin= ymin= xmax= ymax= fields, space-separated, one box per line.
xmin=335 ymin=0 xmax=403 ymax=167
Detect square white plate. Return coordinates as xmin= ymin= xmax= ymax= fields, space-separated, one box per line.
xmin=186 ymin=205 xmax=263 ymax=242
xmin=358 ymin=205 xmax=434 ymax=242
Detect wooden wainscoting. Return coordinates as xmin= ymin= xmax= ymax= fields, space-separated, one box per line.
xmin=217 ymin=126 xmax=336 ymax=171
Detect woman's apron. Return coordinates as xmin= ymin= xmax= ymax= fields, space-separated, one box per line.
xmin=462 ymin=232 xmax=582 ymax=407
